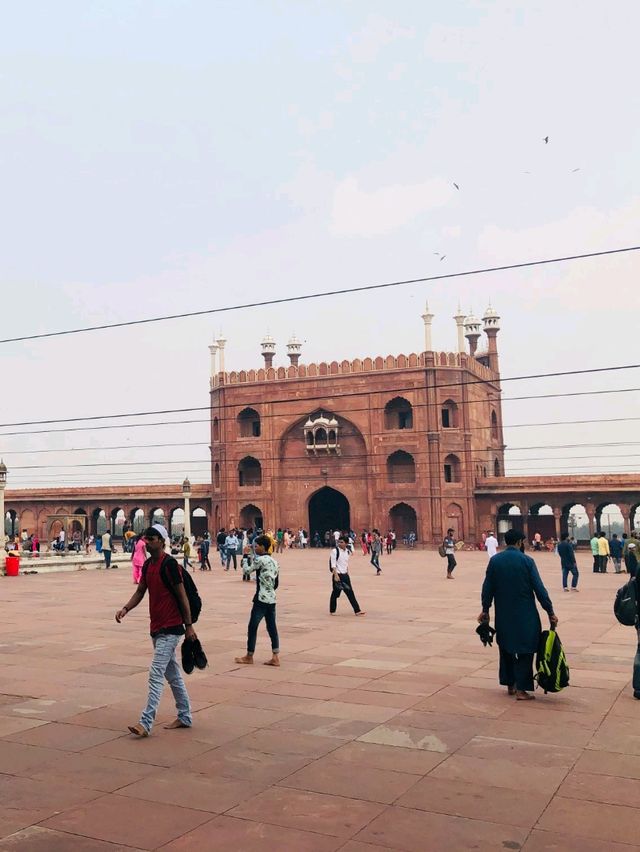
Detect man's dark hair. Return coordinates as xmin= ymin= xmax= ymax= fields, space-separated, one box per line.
xmin=612 ymin=533 xmax=618 ymax=539
xmin=255 ymin=534 xmax=271 ymax=550
xmin=143 ymin=527 xmax=162 ymax=539
xmin=447 ymin=528 xmax=454 ymax=534
xmin=504 ymin=528 xmax=524 ymax=546
xmin=561 ymin=532 xmax=569 ymax=541
xmin=338 ymin=536 xmax=348 ymax=544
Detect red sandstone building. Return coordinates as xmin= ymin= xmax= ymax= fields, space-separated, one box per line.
xmin=210 ymin=306 xmax=504 ymax=541
xmin=4 ymin=305 xmax=639 ymax=545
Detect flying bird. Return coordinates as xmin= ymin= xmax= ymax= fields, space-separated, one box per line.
xmin=571 ymin=167 xmax=580 ymax=172
xmin=453 ymin=182 xmax=459 ymax=190
xmin=440 ymin=255 xmax=447 ymax=261
xmin=543 ymin=136 xmax=549 ymax=144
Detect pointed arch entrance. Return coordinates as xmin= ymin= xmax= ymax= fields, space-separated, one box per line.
xmin=308 ymin=487 xmax=350 ymax=536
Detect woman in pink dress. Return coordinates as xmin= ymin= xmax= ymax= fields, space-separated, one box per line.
xmin=131 ymin=536 xmax=147 ymax=584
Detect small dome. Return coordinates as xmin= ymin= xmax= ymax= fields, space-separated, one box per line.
xmin=327 ymin=417 xmax=338 ymax=427
xmin=287 ymin=333 xmax=301 ymax=346
xmin=483 ymin=305 xmax=499 ymax=320
xmin=464 ymin=312 xmax=480 ymax=330
xmin=0 ymin=460 xmax=6 ymax=474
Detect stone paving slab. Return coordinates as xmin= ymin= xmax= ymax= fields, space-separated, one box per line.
xmin=0 ymin=547 xmax=639 ymax=850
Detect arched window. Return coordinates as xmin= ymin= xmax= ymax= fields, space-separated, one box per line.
xmin=387 ymin=450 xmax=416 ymax=484
xmin=238 ymin=456 xmax=262 ymax=487
xmin=441 ymin=400 xmax=459 ymax=429
xmin=443 ymin=453 xmax=461 ymax=483
xmin=494 ymin=457 xmax=501 ymax=477
xmin=491 ymin=410 xmax=499 ymax=441
xmin=315 ymin=428 xmax=327 ymax=445
xmin=237 ymin=407 xmax=261 ymax=438
xmin=213 ymin=417 xmax=220 ymax=442
xmin=214 ymin=463 xmax=221 ymax=489
xmin=384 ymin=397 xmax=413 ymax=430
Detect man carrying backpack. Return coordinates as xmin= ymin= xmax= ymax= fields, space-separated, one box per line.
xmin=478 ymin=528 xmax=557 ymax=700
xmin=115 ymin=526 xmax=196 ymax=736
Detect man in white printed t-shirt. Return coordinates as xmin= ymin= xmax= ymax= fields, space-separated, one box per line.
xmin=329 ymin=538 xmax=366 ymax=616
xmin=485 ymin=532 xmax=499 ymax=558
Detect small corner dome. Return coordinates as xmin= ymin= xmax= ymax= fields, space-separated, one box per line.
xmin=0 ymin=460 xmax=6 ymax=473
xmin=483 ymin=305 xmax=499 ymax=320
xmin=464 ymin=312 xmax=480 ymax=330
xmin=327 ymin=417 xmax=338 ymax=427
xmin=261 ymin=333 xmax=275 ymax=345
xmin=287 ymin=333 xmax=301 ymax=346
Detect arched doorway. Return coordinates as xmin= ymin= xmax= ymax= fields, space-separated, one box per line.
xmin=308 ymin=487 xmax=350 ymax=536
xmin=389 ymin=503 xmax=417 ymax=540
xmin=445 ymin=502 xmax=464 ymax=540
xmin=239 ymin=504 xmax=263 ymax=531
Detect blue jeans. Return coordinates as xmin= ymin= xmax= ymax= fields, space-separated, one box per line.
xmin=140 ymin=634 xmax=191 ymax=733
xmin=562 ymin=565 xmax=579 ymax=589
xmin=103 ymin=549 xmax=111 ymax=568
xmin=633 ymin=627 xmax=640 ymax=696
xmin=218 ymin=545 xmax=227 ymax=566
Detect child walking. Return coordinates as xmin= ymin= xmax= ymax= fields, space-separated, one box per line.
xmin=235 ymin=535 xmax=280 ymax=666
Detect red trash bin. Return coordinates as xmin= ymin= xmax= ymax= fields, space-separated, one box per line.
xmin=5 ymin=556 xmax=20 ymax=576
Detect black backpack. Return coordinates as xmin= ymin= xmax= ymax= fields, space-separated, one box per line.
xmin=614 ymin=578 xmax=638 ymax=627
xmin=535 ymin=629 xmax=570 ymax=694
xmin=143 ymin=556 xmax=202 ymax=624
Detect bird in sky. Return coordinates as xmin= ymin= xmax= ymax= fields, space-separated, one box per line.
xmin=571 ymin=167 xmax=580 ymax=172
xmin=543 ymin=136 xmax=549 ymax=144
xmin=440 ymin=255 xmax=447 ymax=261
xmin=453 ymin=182 xmax=459 ymax=190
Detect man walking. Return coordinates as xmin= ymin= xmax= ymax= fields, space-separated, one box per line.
xmin=479 ymin=528 xmax=557 ymax=700
xmin=225 ymin=529 xmax=239 ymax=571
xmin=485 ymin=531 xmax=498 ymax=558
xmin=101 ymin=528 xmax=112 ymax=569
xmin=216 ymin=527 xmax=227 ymax=567
xmin=610 ymin=534 xmax=623 ymax=573
xmin=597 ymin=532 xmax=610 ymax=573
xmin=115 ymin=527 xmax=194 ymax=736
xmin=330 ymin=537 xmax=366 ymax=616
xmin=590 ymin=532 xmax=600 ymax=572
xmin=370 ymin=532 xmax=382 ymax=575
xmin=557 ymin=532 xmax=579 ymax=591
xmin=443 ymin=528 xmax=458 ymax=579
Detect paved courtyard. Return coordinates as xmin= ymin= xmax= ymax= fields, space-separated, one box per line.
xmin=0 ymin=546 xmax=638 ymax=851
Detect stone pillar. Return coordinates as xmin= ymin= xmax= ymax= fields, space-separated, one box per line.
xmin=620 ymin=505 xmax=631 ymax=536
xmin=553 ymin=507 xmax=561 ymax=539
xmin=421 ymin=302 xmax=434 ymax=352
xmin=586 ymin=505 xmax=595 ymax=537
xmin=208 ymin=343 xmax=218 ymax=384
xmin=428 ymin=433 xmax=443 ymax=541
xmin=183 ymin=478 xmax=192 ymax=540
xmin=216 ymin=335 xmax=227 ymax=373
xmin=453 ymin=305 xmax=467 ymax=354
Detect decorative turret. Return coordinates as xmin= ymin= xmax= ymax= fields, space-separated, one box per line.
xmin=421 ymin=301 xmax=434 ymax=352
xmin=482 ymin=304 xmax=501 ymax=373
xmin=453 ymin=303 xmax=467 ymax=353
xmin=208 ymin=341 xmax=219 ymax=378
xmin=464 ymin=310 xmax=482 ymax=357
xmin=216 ymin=334 xmax=227 ymax=373
xmin=261 ymin=333 xmax=276 ymax=368
xmin=286 ymin=333 xmax=302 ymax=367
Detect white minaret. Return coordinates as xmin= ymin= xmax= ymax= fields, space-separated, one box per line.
xmin=453 ymin=303 xmax=467 ymax=353
xmin=216 ymin=334 xmax=227 ymax=373
xmin=421 ymin=301 xmax=435 ymax=351
xmin=208 ymin=341 xmax=219 ymax=378
xmin=261 ymin=333 xmax=276 ymax=368
xmin=286 ymin=333 xmax=302 ymax=367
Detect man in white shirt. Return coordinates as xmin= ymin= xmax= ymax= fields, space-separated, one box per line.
xmin=329 ymin=538 xmax=366 ymax=616
xmin=225 ymin=530 xmax=240 ymax=571
xmin=485 ymin=532 xmax=499 ymax=558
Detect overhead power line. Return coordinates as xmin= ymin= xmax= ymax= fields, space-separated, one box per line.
xmin=0 ymin=363 xmax=638 ymax=431
xmin=1 ymin=245 xmax=638 ymax=345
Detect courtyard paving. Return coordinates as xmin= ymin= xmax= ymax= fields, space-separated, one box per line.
xmin=0 ymin=546 xmax=638 ymax=851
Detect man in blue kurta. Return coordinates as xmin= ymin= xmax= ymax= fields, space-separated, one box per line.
xmin=479 ymin=527 xmax=558 ymax=700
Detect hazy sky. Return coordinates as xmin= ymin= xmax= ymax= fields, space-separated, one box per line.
xmin=1 ymin=0 xmax=639 ymax=488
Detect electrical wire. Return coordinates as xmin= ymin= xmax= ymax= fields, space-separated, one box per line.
xmin=2 ymin=245 xmax=639 ymax=344
xmin=1 ymin=362 xmax=638 ymax=429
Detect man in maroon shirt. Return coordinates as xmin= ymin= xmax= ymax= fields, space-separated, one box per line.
xmin=116 ymin=527 xmax=196 ymax=736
